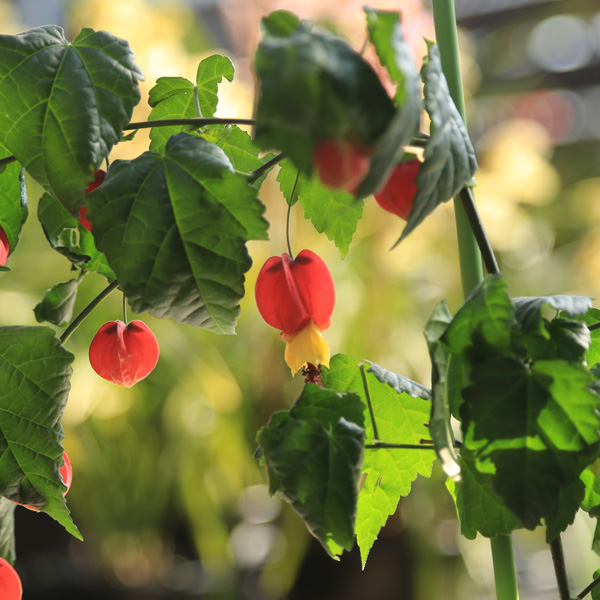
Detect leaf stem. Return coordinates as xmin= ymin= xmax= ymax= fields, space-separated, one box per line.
xmin=360 ymin=363 xmax=380 ymax=440
xmin=0 ymin=155 xmax=17 ymax=169
xmin=491 ymin=535 xmax=520 ymax=600
xmin=124 ymin=117 xmax=255 ymax=131
xmin=459 ymin=186 xmax=500 ymax=275
xmin=247 ymin=153 xmax=285 ymax=184
xmin=550 ymin=536 xmax=571 ymax=600
xmin=574 ymin=573 xmax=600 ymax=599
xmin=60 ymin=280 xmax=119 ymax=344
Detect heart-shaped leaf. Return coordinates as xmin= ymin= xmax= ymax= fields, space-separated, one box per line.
xmin=87 ymin=133 xmax=268 ymax=333
xmin=0 ymin=25 xmax=143 ymax=214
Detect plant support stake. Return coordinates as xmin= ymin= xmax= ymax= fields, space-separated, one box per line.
xmin=430 ymin=1 xmax=518 ymax=599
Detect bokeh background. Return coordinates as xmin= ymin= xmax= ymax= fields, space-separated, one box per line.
xmin=1 ymin=0 xmax=600 ymax=598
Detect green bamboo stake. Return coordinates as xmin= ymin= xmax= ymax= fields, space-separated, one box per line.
xmin=430 ymin=1 xmax=519 ymax=599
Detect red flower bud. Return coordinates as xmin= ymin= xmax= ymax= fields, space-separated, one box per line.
xmin=79 ymin=169 xmax=106 ymax=232
xmin=0 ymin=226 xmax=9 ymax=266
xmin=374 ymin=158 xmax=421 ymax=220
xmin=89 ymin=320 xmax=159 ymax=387
xmin=313 ymin=139 xmax=370 ymax=193
xmin=255 ymin=249 xmax=335 ymax=374
xmin=0 ymin=558 xmax=22 ymax=600
xmin=60 ymin=451 xmax=72 ymax=495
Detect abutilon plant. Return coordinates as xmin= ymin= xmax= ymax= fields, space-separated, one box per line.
xmin=374 ymin=157 xmax=421 ymax=220
xmin=89 ymin=320 xmax=160 ymax=387
xmin=313 ymin=138 xmax=371 ymax=193
xmin=255 ymin=249 xmax=335 ymax=375
xmin=0 ymin=226 xmax=9 ymax=266
xmin=0 ymin=558 xmax=22 ymax=600
xmin=79 ymin=169 xmax=106 ymax=232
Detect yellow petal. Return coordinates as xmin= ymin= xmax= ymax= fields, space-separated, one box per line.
xmin=284 ymin=321 xmax=330 ymax=376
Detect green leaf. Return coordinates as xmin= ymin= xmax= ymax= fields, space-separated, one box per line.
xmin=462 ymin=357 xmax=599 ymax=535
xmin=592 ymin=568 xmax=600 ymax=600
xmin=571 ymin=307 xmax=600 ymax=367
xmin=0 ymin=146 xmax=28 ymax=257
xmin=322 ymin=354 xmax=434 ymax=567
xmin=148 ymin=55 xmax=235 ymax=152
xmin=277 ymin=159 xmax=363 ymax=257
xmin=0 ymin=327 xmax=80 ymax=539
xmin=255 ymin=20 xmax=395 ymax=171
xmin=518 ymin=318 xmax=591 ymax=363
xmin=513 ymin=294 xmax=593 ymax=330
xmin=37 ymin=192 xmax=115 ymax=279
xmin=0 ymin=26 xmax=143 ymax=214
xmin=446 ymin=452 xmax=522 ymax=539
xmin=34 ymin=279 xmax=80 ymax=326
xmin=581 ymin=459 xmax=600 ymax=517
xmin=260 ymin=10 xmax=302 ymax=38
xmin=424 ymin=301 xmax=461 ymax=481
xmin=0 ymin=499 xmax=16 ymax=563
xmin=257 ymin=384 xmax=365 ymax=559
xmin=355 ymin=8 xmax=421 ymax=199
xmin=397 ymin=43 xmax=477 ymax=243
xmin=87 ymin=133 xmax=268 ymax=332
xmin=443 ymin=274 xmax=515 ymax=358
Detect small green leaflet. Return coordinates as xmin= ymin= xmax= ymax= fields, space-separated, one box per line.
xmin=34 ymin=279 xmax=80 ymax=327
xmin=0 ymin=143 xmax=28 ymax=257
xmin=356 ymin=8 xmax=421 ymax=199
xmin=0 ymin=26 xmax=143 ymax=214
xmin=0 ymin=327 xmax=80 ymax=539
xmin=396 ymin=43 xmax=478 ymax=244
xmin=322 ymin=354 xmax=434 ymax=567
xmin=254 ymin=14 xmax=395 ymax=171
xmin=37 ymin=192 xmax=115 ymax=279
xmin=277 ymin=159 xmax=363 ymax=258
xmin=257 ymin=384 xmax=365 ymax=559
xmin=87 ymin=133 xmax=268 ymax=333
xmin=148 ymin=55 xmax=235 ymax=152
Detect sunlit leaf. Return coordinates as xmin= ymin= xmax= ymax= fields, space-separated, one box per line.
xmin=257 ymin=384 xmax=365 ymax=559
xmin=397 ymin=43 xmax=477 ymax=243
xmin=277 ymin=159 xmax=363 ymax=257
xmin=148 ymin=55 xmax=234 ymax=152
xmin=0 ymin=327 xmax=80 ymax=539
xmin=322 ymin=354 xmax=434 ymax=567
xmin=87 ymin=133 xmax=268 ymax=332
xmin=0 ymin=26 xmax=143 ymax=214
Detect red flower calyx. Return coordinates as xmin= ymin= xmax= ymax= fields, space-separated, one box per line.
xmin=79 ymin=169 xmax=106 ymax=232
xmin=0 ymin=226 xmax=9 ymax=266
xmin=0 ymin=558 xmax=22 ymax=600
xmin=374 ymin=157 xmax=421 ymax=220
xmin=89 ymin=320 xmax=159 ymax=387
xmin=313 ymin=138 xmax=371 ymax=193
xmin=255 ymin=249 xmax=335 ymax=375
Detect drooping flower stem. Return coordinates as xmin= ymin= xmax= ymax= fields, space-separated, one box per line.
xmin=430 ymin=1 xmax=517 ymax=599
xmin=286 ymin=172 xmax=301 ymax=259
xmin=60 ymin=279 xmax=119 ymax=344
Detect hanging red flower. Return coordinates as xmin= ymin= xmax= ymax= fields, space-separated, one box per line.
xmin=374 ymin=157 xmax=421 ymax=220
xmin=255 ymin=249 xmax=335 ymax=375
xmin=89 ymin=320 xmax=159 ymax=387
xmin=0 ymin=226 xmax=10 ymax=266
xmin=79 ymin=169 xmax=106 ymax=232
xmin=313 ymin=139 xmax=371 ymax=193
xmin=0 ymin=558 xmax=22 ymax=600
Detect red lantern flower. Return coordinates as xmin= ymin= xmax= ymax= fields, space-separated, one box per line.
xmin=79 ymin=169 xmax=106 ymax=232
xmin=0 ymin=558 xmax=22 ymax=600
xmin=255 ymin=249 xmax=335 ymax=375
xmin=374 ymin=158 xmax=421 ymax=220
xmin=0 ymin=226 xmax=10 ymax=266
xmin=89 ymin=320 xmax=159 ymax=387
xmin=313 ymin=139 xmax=371 ymax=193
